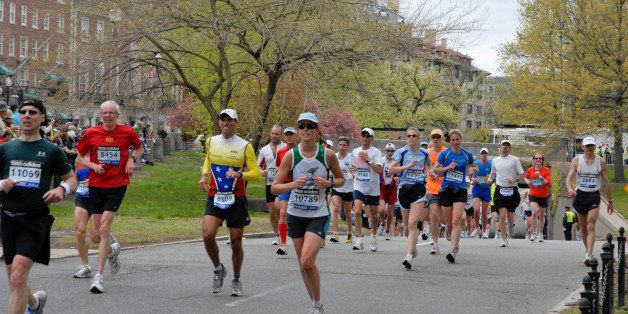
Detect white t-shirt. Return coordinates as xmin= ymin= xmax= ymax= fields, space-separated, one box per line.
xmin=352 ymin=146 xmax=383 ymax=196
xmin=491 ymin=154 xmax=524 ymax=187
xmin=257 ymin=142 xmax=286 ymax=185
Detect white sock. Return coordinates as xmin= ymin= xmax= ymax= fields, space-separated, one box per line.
xmin=215 ymin=264 xmax=223 ymax=272
xmin=405 ymin=253 xmax=412 ymax=260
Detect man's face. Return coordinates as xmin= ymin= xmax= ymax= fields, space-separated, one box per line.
xmin=360 ymin=132 xmax=373 ymax=146
xmin=500 ymin=144 xmax=511 ymax=155
xmin=218 ymin=115 xmax=238 ymax=135
xmin=18 ymin=105 xmax=45 ymax=132
xmin=100 ymin=103 xmax=119 ymax=128
xmin=338 ymin=141 xmax=348 ymax=152
xmin=269 ymin=127 xmax=281 ymax=144
xmin=406 ymin=131 xmax=419 ymax=146
xmin=583 ymin=144 xmax=595 ymax=154
xmin=284 ymin=132 xmax=296 ymax=145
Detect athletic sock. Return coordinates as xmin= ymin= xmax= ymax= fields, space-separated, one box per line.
xmin=279 ymin=222 xmax=287 ymax=244
xmin=215 ymin=264 xmax=223 ymax=272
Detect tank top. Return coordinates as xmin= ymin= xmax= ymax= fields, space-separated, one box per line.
xmin=287 ymin=144 xmax=330 ymax=218
xmin=576 ymin=155 xmax=601 ymax=192
xmin=426 ymin=146 xmax=446 ymax=195
xmin=334 ymin=152 xmax=354 ymax=193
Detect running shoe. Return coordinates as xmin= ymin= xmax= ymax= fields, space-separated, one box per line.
xmin=27 ymin=290 xmax=47 ymax=314
xmin=276 ymin=244 xmax=287 ymax=256
xmin=530 ymin=233 xmax=535 ymax=241
xmin=345 ymin=234 xmax=353 ymax=243
xmin=482 ymin=231 xmax=489 ymax=239
xmin=537 ymin=234 xmax=544 ymax=242
xmin=584 ymin=253 xmax=592 ymax=266
xmin=471 ymin=228 xmax=478 ymax=239
xmin=412 ymin=246 xmax=417 ymax=258
xmin=353 ymin=237 xmax=364 ymax=250
xmin=230 ymin=279 xmax=242 ymax=297
xmin=370 ymin=236 xmax=378 ymax=252
xmin=446 ymin=235 xmax=451 ymax=242
xmin=446 ymin=250 xmax=456 ymax=263
xmin=385 ymin=232 xmax=391 ymax=241
xmin=499 ymin=238 xmax=508 ymax=247
xmin=320 ymin=239 xmax=326 ymax=248
xmin=430 ymin=245 xmax=440 ymax=255
xmin=212 ymin=264 xmax=227 ymax=293
xmin=421 ymin=232 xmax=428 ymax=241
xmin=311 ymin=304 xmax=325 ymax=313
xmin=272 ymin=235 xmax=280 ymax=245
xmin=377 ymin=225 xmax=385 ymax=236
xmin=108 ymin=242 xmax=121 ymax=274
xmin=330 ymin=234 xmax=340 ymax=243
xmin=508 ymin=223 xmax=515 ymax=237
xmin=73 ymin=265 xmax=92 ymax=278
xmin=90 ymin=274 xmax=104 ymax=293
xmin=460 ymin=231 xmax=467 ymax=239
xmin=403 ymin=254 xmax=413 ymax=270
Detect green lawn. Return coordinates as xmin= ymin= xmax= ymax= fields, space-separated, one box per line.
xmin=606 ymin=169 xmax=628 ymax=219
xmin=49 ymin=151 xmax=271 ymax=248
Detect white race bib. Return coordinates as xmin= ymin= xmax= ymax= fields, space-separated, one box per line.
xmin=500 ymin=187 xmax=514 ymax=197
xmin=577 ymin=174 xmax=598 ymax=189
xmin=213 ymin=192 xmax=235 ymax=209
xmin=475 ymin=176 xmax=486 ymax=185
xmin=445 ymin=170 xmax=464 ymax=183
xmin=356 ymin=168 xmax=370 ymax=182
xmin=10 ymin=165 xmax=42 ymax=189
xmin=406 ymin=169 xmax=425 ymax=182
xmin=531 ymin=178 xmax=543 ymax=188
xmin=293 ymin=189 xmax=320 ymax=211
xmin=76 ymin=181 xmax=89 ymax=197
xmin=98 ymin=146 xmax=121 ymax=165
xmin=267 ymin=168 xmax=277 ymax=183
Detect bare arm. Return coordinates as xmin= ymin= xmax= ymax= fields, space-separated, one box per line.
xmin=271 ymin=151 xmax=303 ymax=195
xmin=43 ymin=170 xmax=78 ymax=204
xmin=600 ymin=160 xmax=614 ymax=214
xmin=565 ymin=157 xmax=579 ymax=197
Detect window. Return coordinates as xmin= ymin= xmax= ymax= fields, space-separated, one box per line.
xmin=80 ymin=17 xmax=89 ymax=42
xmin=476 ymin=106 xmax=482 ymax=115
xmin=0 ymin=1 xmax=4 ymax=22
xmin=31 ymin=38 xmax=37 ymax=59
xmin=42 ymin=41 xmax=49 ymax=61
xmin=466 ymin=120 xmax=472 ymax=129
xmin=476 ymin=122 xmax=482 ymax=129
xmin=466 ymin=104 xmax=473 ymax=115
xmin=0 ymin=33 xmax=3 ymax=55
xmin=57 ymin=13 xmax=64 ymax=33
xmin=95 ymin=63 xmax=104 ymax=92
xmin=8 ymin=35 xmax=14 ymax=56
xmin=56 ymin=43 xmax=63 ymax=64
xmin=18 ymin=67 xmax=28 ymax=86
xmin=9 ymin=2 xmax=15 ymax=24
xmin=20 ymin=5 xmax=26 ymax=26
xmin=96 ymin=20 xmax=105 ymax=40
xmin=43 ymin=13 xmax=49 ymax=30
xmin=31 ymin=7 xmax=38 ymax=28
xmin=19 ymin=36 xmax=27 ymax=58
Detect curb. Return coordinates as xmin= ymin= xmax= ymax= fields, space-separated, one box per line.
xmin=548 ymin=286 xmax=583 ymax=313
xmin=50 ymin=232 xmax=276 ymax=260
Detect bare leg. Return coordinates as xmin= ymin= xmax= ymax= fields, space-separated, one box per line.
xmin=6 ymin=255 xmax=35 ymax=314
xmin=229 ymin=227 xmax=245 ymax=279
xmin=267 ymin=200 xmax=279 ymax=235
xmin=450 ymin=203 xmax=465 ymax=252
xmin=202 ymin=215 xmax=223 ymax=267
xmin=352 ymin=200 xmax=364 ymax=237
xmin=429 ymin=201 xmax=441 ymax=244
xmin=74 ymin=207 xmax=91 ymax=265
xmin=96 ymin=211 xmax=115 ymax=275
xmin=292 ymin=232 xmax=323 ymax=302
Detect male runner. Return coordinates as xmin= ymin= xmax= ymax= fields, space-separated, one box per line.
xmin=197 ymin=109 xmax=261 ymax=296
xmin=379 ymin=143 xmax=397 ymax=240
xmin=330 ymin=136 xmax=355 ymax=243
xmin=1 ymin=99 xmax=77 ymax=313
xmin=276 ymin=127 xmax=298 ymax=255
xmin=566 ymin=137 xmax=614 ymax=266
xmin=487 ymin=139 xmax=524 ymax=247
xmin=471 ymin=147 xmax=492 ymax=239
xmin=76 ymin=100 xmax=143 ymax=293
xmin=350 ymin=128 xmax=383 ymax=251
xmin=257 ymin=125 xmax=286 ymax=245
xmin=72 ymin=164 xmax=100 ymax=279
xmin=524 ymin=152 xmax=551 ymax=242
xmin=426 ymin=129 xmax=447 ymax=254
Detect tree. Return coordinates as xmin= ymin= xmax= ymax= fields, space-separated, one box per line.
xmin=501 ymin=0 xmax=626 ymax=182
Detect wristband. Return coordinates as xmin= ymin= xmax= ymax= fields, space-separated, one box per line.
xmin=60 ymin=182 xmax=71 ymax=196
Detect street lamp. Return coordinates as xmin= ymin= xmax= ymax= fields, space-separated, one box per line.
xmin=4 ymin=75 xmax=14 ymax=108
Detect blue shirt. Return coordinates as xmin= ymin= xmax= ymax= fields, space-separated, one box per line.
xmin=392 ymin=146 xmax=429 ymax=187
xmin=473 ymin=160 xmax=492 ymax=188
xmin=76 ymin=168 xmax=90 ymax=199
xmin=438 ymin=148 xmax=474 ymax=190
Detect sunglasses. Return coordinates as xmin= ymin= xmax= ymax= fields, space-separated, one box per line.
xmin=481 ymin=152 xmax=488 ymax=154
xmin=19 ymin=109 xmax=41 ymax=115
xmin=219 ymin=116 xmax=235 ymax=122
xmin=361 ymin=133 xmax=372 ymax=138
xmin=298 ymin=122 xmax=318 ymax=130
xmin=406 ymin=134 xmax=418 ymax=138
xmin=386 ymin=150 xmax=395 ymax=152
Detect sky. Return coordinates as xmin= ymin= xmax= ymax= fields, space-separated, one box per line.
xmin=401 ymin=0 xmax=521 ymax=76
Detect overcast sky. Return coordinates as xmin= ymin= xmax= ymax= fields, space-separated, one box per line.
xmin=401 ymin=0 xmax=521 ymax=76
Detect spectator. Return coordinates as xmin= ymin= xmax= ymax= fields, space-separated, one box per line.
xmin=562 ymin=206 xmax=575 ymax=241
xmin=1 ymin=129 xmax=12 ymax=143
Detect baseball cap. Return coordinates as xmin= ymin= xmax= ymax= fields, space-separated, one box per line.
xmin=500 ymin=139 xmax=511 ymax=146
xmin=19 ymin=99 xmax=48 ymax=126
xmin=385 ymin=143 xmax=395 ymax=150
xmin=480 ymin=147 xmax=489 ymax=154
xmin=430 ymin=129 xmax=443 ymax=137
xmin=219 ymin=109 xmax=238 ymax=120
xmin=582 ymin=137 xmax=596 ymax=146
xmin=325 ymin=140 xmax=334 ymax=148
xmin=361 ymin=128 xmax=374 ymax=137
xmin=284 ymin=127 xmax=296 ymax=134
xmin=420 ymin=141 xmax=429 ymax=146
xmin=297 ymin=112 xmax=319 ymax=123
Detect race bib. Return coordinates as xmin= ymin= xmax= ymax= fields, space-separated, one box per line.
xmin=356 ymin=168 xmax=370 ymax=182
xmin=475 ymin=176 xmax=486 ymax=185
xmin=213 ymin=191 xmax=235 ymax=209
xmin=76 ymin=181 xmax=89 ymax=197
xmin=531 ymin=178 xmax=544 ymax=188
xmin=293 ymin=189 xmax=319 ymax=211
xmin=383 ymin=166 xmax=393 ymax=184
xmin=445 ymin=170 xmax=464 ymax=183
xmin=267 ymin=168 xmax=277 ymax=183
xmin=9 ymin=162 xmax=42 ymax=189
xmin=500 ymin=187 xmax=514 ymax=197
xmin=98 ymin=146 xmax=121 ymax=165
xmin=406 ymin=169 xmax=425 ymax=182
xmin=577 ymin=174 xmax=598 ymax=189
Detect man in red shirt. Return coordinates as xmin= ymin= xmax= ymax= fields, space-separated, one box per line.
xmin=76 ymin=100 xmax=143 ymax=294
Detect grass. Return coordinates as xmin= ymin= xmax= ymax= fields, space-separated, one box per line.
xmin=49 ymin=151 xmax=271 ymax=248
xmin=606 ymin=169 xmax=628 ymax=219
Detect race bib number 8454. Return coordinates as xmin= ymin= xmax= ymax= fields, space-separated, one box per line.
xmin=98 ymin=146 xmax=121 ymax=165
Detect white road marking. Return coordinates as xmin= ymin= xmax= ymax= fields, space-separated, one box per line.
xmin=224 ymin=281 xmax=299 ymax=307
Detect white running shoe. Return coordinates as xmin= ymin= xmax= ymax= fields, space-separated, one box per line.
xmin=230 ymin=279 xmax=242 ymax=297
xmin=385 ymin=232 xmax=391 ymax=241
xmin=584 ymin=253 xmax=592 ymax=266
xmin=108 ymin=242 xmax=121 ymax=274
xmin=27 ymin=290 xmax=47 ymax=314
xmin=272 ymin=235 xmax=280 ymax=245
xmin=90 ymin=274 xmax=104 ymax=293
xmin=430 ymin=245 xmax=440 ymax=255
xmin=377 ymin=225 xmax=385 ymax=237
xmin=311 ymin=304 xmax=325 ymax=313
xmin=212 ymin=264 xmax=227 ymax=293
xmin=499 ymin=238 xmax=508 ymax=247
xmin=73 ymin=265 xmax=92 ymax=278
xmin=403 ymin=254 xmax=412 ymax=270
xmin=482 ymin=231 xmax=489 ymax=239
xmin=538 ymin=234 xmax=544 ymax=242
xmin=353 ymin=238 xmax=364 ymax=250
xmin=530 ymin=233 xmax=535 ymax=242
xmin=471 ymin=228 xmax=478 ymax=239
xmin=370 ymin=236 xmax=378 ymax=252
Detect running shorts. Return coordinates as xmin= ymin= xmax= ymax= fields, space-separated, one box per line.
xmin=492 ymin=185 xmax=521 ymax=213
xmin=398 ymin=183 xmax=427 ymax=210
xmin=331 ymin=189 xmax=354 ymax=203
xmin=472 ymin=186 xmax=492 ymax=203
xmin=529 ymin=195 xmax=548 ymax=209
xmin=74 ymin=197 xmax=94 ymax=215
xmin=287 ymin=214 xmax=329 ymax=239
xmin=1 ymin=210 xmax=54 ymax=265
xmin=204 ymin=196 xmax=251 ymax=228
xmin=265 ymin=185 xmax=277 ymax=203
xmin=438 ymin=187 xmax=467 ymax=207
xmin=353 ymin=190 xmax=379 ymax=206
xmin=380 ymin=184 xmax=398 ymax=205
xmin=573 ymin=190 xmax=601 ymax=215
xmin=89 ymin=186 xmax=128 ymax=214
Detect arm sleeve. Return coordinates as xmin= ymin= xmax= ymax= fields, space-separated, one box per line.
xmin=202 ymin=137 xmax=212 ymax=175
xmin=242 ymin=143 xmax=261 ymax=181
xmin=76 ymin=130 xmax=91 ymax=156
xmin=53 ymin=147 xmax=73 ymax=177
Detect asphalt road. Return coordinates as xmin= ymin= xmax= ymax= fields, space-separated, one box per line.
xmin=0 ymin=236 xmax=597 ymax=313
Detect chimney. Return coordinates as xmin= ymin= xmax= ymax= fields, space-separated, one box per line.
xmin=387 ymin=0 xmax=399 ymax=12
xmin=440 ymin=38 xmax=447 ymax=49
xmin=424 ymin=29 xmax=437 ymax=46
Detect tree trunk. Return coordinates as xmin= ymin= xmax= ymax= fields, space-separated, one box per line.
xmin=612 ymin=116 xmax=625 ymax=183
xmin=251 ymin=73 xmax=280 ymax=151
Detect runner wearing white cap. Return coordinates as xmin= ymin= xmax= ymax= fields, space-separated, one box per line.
xmin=257 ymin=125 xmax=286 ymax=245
xmin=471 ymin=147 xmax=492 ymax=238
xmin=378 ymin=143 xmax=398 ymax=240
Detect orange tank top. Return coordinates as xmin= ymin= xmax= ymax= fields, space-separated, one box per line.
xmin=426 ymin=146 xmax=446 ymax=195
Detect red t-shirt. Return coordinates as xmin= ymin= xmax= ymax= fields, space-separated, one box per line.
xmin=76 ymin=124 xmax=142 ymax=188
xmin=276 ymin=145 xmax=293 ymax=183
xmin=525 ymin=166 xmax=551 ymax=197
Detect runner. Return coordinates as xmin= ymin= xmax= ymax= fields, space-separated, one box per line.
xmin=520 ymin=191 xmax=532 ymax=239
xmin=489 ymin=183 xmax=499 ymax=239
xmin=388 ymin=127 xmax=430 ymax=269
xmin=350 ymin=128 xmax=383 ymax=251
xmin=487 ymin=139 xmax=524 ymax=247
xmin=463 ymin=185 xmax=474 ymax=238
xmin=379 ymin=143 xmax=398 ymax=240
xmin=432 ymin=129 xmax=474 ymax=263
xmin=197 ymin=109 xmax=261 ymax=296
xmin=565 ymin=137 xmax=614 ymax=266
xmin=471 ymin=147 xmax=492 ymax=239
xmin=1 ymin=99 xmax=77 ymax=313
xmin=330 ymin=136 xmax=355 ymax=244
xmin=271 ymin=112 xmax=344 ymax=314
xmin=276 ymin=127 xmax=298 ymax=255
xmin=524 ymin=152 xmax=551 ymax=242
xmin=257 ymin=125 xmax=286 ymax=245
xmin=72 ymin=163 xmax=102 ymax=279
xmin=76 ymin=100 xmax=143 ymax=293
xmin=426 ymin=129 xmax=447 ymax=254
